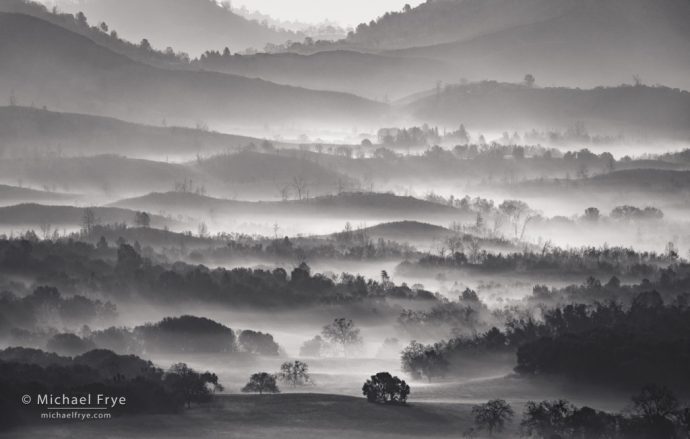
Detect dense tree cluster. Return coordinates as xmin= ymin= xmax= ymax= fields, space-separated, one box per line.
xmin=397 ymin=288 xmax=497 ymax=339
xmin=238 ymin=330 xmax=280 ymax=356
xmin=0 ymin=238 xmax=439 ymax=308
xmin=403 ymin=285 xmax=690 ymax=389
xmin=0 ymin=347 xmax=221 ymax=430
xmin=377 ymin=125 xmax=441 ymax=146
xmin=515 ymin=291 xmax=690 ymax=388
xmin=404 ymin=246 xmax=678 ymax=279
xmin=0 ymin=286 xmax=116 ymax=332
xmin=466 ymin=385 xmax=690 ymax=438
xmin=134 ymin=316 xmax=237 ymax=354
xmin=0 ymin=0 xmax=191 ymax=66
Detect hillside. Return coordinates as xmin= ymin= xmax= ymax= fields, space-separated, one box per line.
xmin=196 ymin=50 xmax=456 ymax=100
xmin=587 ymin=169 xmax=690 ymax=192
xmin=389 ymin=0 xmax=690 ymax=90
xmin=347 ymin=0 xmax=569 ymax=50
xmin=0 ymin=156 xmax=195 ymax=197
xmin=406 ymin=82 xmax=690 ymax=136
xmin=357 ymin=221 xmax=454 ymax=241
xmin=0 ymin=106 xmax=275 ymax=159
xmin=0 ymin=184 xmax=78 ymax=206
xmin=43 ymin=0 xmax=300 ymax=55
xmin=321 ymin=0 xmax=690 ymax=91
xmin=0 ymin=13 xmax=385 ymax=129
xmin=0 ymin=204 xmax=174 ymax=229
xmin=193 ymin=151 xmax=354 ymax=198
xmin=110 ymin=192 xmax=469 ymax=223
xmin=0 ymin=152 xmax=355 ymax=200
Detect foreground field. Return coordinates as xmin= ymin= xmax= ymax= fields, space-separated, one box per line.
xmin=2 ymin=377 xmax=636 ymax=439
xmin=3 ymin=394 xmax=479 ymax=439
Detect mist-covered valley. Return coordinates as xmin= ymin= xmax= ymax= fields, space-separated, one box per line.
xmin=1 ymin=1 xmax=690 ymax=438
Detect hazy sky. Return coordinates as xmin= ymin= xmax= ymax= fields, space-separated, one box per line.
xmin=233 ymin=0 xmax=425 ymax=26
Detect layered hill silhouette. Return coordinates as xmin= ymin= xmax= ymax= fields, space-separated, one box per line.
xmin=111 ymin=192 xmax=471 ymax=223
xmin=406 ymin=82 xmax=690 ymax=137
xmin=0 ymin=13 xmax=385 ymax=128
xmin=344 ymin=0 xmax=690 ymax=90
xmin=0 ymin=204 xmax=175 ymax=229
xmin=0 ymin=151 xmax=353 ymax=200
xmin=196 ymin=50 xmax=455 ymax=100
xmin=42 ymin=0 xmax=300 ymax=55
xmin=0 ymin=106 xmax=276 ymax=159
xmin=0 ymin=156 xmax=194 ymax=196
xmin=0 ymin=184 xmax=78 ymax=206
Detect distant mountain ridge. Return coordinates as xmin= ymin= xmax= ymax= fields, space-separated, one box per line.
xmin=0 ymin=12 xmax=386 ymax=129
xmin=317 ymin=0 xmax=690 ymax=91
xmin=45 ymin=0 xmax=301 ymax=55
xmin=111 ymin=191 xmax=471 ymax=223
xmin=406 ymin=82 xmax=690 ymax=136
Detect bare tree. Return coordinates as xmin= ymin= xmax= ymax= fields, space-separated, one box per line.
xmin=81 ymin=208 xmax=97 ymax=235
xmin=197 ymin=222 xmax=209 ymax=238
xmin=39 ymin=222 xmax=52 ymax=240
xmin=321 ymin=318 xmax=362 ymax=356
xmin=292 ymin=176 xmax=309 ymax=200
xmin=278 ymin=361 xmax=311 ymax=387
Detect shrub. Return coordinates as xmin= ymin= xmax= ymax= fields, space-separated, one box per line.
xmin=362 ymin=372 xmax=410 ymax=405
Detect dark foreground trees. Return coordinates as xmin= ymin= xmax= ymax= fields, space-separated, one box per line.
xmin=164 ymin=363 xmax=223 ymax=408
xmin=242 ymin=372 xmax=280 ymax=394
xmin=472 ymin=399 xmax=514 ymax=436
xmin=401 ymin=341 xmax=449 ymax=381
xmin=516 ymin=386 xmax=690 ymax=439
xmin=0 ymin=349 xmax=221 ymax=431
xmin=362 ymin=372 xmax=410 ymax=405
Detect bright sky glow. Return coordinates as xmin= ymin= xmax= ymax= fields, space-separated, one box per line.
xmin=232 ymin=0 xmax=425 ymax=26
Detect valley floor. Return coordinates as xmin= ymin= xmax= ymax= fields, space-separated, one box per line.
xmin=1 ymin=375 xmax=635 ymax=438
xmin=3 ymin=394 xmax=480 ymax=439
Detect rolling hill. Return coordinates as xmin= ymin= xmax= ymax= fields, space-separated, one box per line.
xmin=0 ymin=151 xmax=357 ymax=201
xmin=0 ymin=106 xmax=278 ymax=159
xmin=0 ymin=13 xmax=386 ymax=129
xmin=0 ymin=184 xmax=78 ymax=206
xmin=195 ymin=50 xmax=456 ymax=100
xmin=39 ymin=0 xmax=300 ymax=55
xmin=405 ymin=82 xmax=690 ymax=137
xmin=193 ymin=151 xmax=355 ymax=198
xmin=323 ymin=0 xmax=690 ymax=91
xmin=0 ymin=204 xmax=175 ymax=229
xmin=0 ymin=156 xmax=195 ymax=197
xmin=110 ymin=192 xmax=471 ymax=224
xmin=389 ymin=0 xmax=690 ymax=90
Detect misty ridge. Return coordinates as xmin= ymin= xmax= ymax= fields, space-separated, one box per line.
xmin=1 ymin=0 xmax=690 ymax=438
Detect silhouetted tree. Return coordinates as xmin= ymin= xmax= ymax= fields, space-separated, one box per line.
xmin=521 ymin=400 xmax=574 ymax=438
xmin=134 ymin=211 xmax=151 ymax=227
xmin=630 ymin=385 xmax=679 ymax=438
xmin=140 ymin=38 xmax=152 ymax=51
xmin=278 ymin=361 xmax=310 ymax=387
xmin=242 ymin=372 xmax=280 ymax=394
xmin=362 ymin=372 xmax=410 ymax=404
xmin=164 ymin=363 xmax=218 ymax=408
xmin=524 ymin=74 xmax=536 ymax=87
xmin=472 ymin=399 xmax=514 ymax=436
